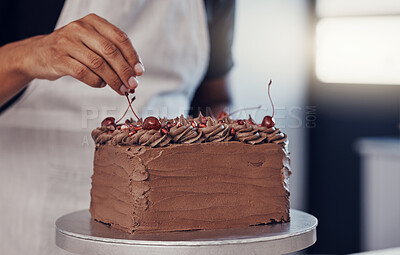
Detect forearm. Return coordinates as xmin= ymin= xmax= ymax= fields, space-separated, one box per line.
xmin=0 ymin=38 xmax=35 ymax=106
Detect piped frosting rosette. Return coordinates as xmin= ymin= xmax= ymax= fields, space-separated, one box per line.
xmin=91 ymin=113 xmax=287 ymax=148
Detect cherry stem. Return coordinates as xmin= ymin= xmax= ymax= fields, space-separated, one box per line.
xmin=228 ymin=105 xmax=262 ymax=117
xmin=267 ymin=79 xmax=274 ymax=118
xmin=125 ymin=94 xmax=141 ymax=121
xmin=116 ymin=96 xmax=136 ymax=124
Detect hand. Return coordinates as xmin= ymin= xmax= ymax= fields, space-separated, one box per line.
xmin=21 ymin=13 xmax=144 ymax=95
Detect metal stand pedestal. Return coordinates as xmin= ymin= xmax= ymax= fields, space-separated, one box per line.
xmin=56 ymin=209 xmax=317 ymax=255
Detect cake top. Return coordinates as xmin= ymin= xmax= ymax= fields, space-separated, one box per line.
xmin=91 ymin=80 xmax=287 ymax=148
xmin=91 ymin=113 xmax=288 ymax=148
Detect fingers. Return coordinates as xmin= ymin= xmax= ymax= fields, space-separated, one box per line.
xmin=44 ymin=14 xmax=144 ymax=96
xmin=60 ymin=57 xmax=105 ymax=89
xmin=67 ymin=43 xmax=130 ymax=95
xmin=75 ymin=26 xmax=138 ymax=93
xmin=83 ymin=14 xmax=145 ymax=76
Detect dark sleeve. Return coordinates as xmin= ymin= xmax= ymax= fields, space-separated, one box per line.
xmin=203 ymin=0 xmax=235 ymax=80
xmin=0 ymin=0 xmax=65 ymax=46
xmin=0 ymin=0 xmax=65 ymax=114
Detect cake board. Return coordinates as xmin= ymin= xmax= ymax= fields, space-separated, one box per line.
xmin=56 ymin=209 xmax=317 ymax=255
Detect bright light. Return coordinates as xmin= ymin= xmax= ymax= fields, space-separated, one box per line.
xmin=316 ymin=0 xmax=400 ymax=17
xmin=315 ymin=17 xmax=400 ymax=85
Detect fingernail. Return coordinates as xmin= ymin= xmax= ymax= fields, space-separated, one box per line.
xmin=120 ymin=85 xmax=129 ymax=94
xmin=128 ymin=76 xmax=138 ymax=89
xmin=100 ymin=82 xmax=106 ymax=87
xmin=134 ymin=63 xmax=145 ymax=76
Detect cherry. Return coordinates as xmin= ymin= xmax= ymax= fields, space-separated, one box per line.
xmin=143 ymin=116 xmax=161 ymax=130
xmin=217 ymin=111 xmax=228 ymax=120
xmin=101 ymin=117 xmax=116 ymax=127
xmin=261 ymin=80 xmax=275 ymax=128
xmin=261 ymin=116 xmax=275 ymax=128
xmin=104 ymin=89 xmax=141 ymax=130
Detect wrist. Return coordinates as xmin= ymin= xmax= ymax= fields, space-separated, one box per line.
xmin=1 ymin=36 xmax=43 ymax=82
xmin=0 ymin=39 xmax=36 ymax=106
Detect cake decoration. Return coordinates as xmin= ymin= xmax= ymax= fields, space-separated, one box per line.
xmin=262 ymin=79 xmax=275 ymax=128
xmin=92 ymin=80 xmax=287 ymax=148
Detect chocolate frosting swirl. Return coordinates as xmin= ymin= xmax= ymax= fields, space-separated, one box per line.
xmin=91 ymin=113 xmax=288 ymax=148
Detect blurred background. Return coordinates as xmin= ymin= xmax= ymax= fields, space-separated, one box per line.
xmin=229 ymin=0 xmax=400 ymax=254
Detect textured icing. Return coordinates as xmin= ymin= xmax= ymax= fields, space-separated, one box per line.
xmin=90 ymin=142 xmax=290 ymax=233
xmin=91 ymin=114 xmax=288 ymax=148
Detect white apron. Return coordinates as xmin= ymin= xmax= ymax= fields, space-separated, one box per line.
xmin=0 ymin=0 xmax=209 ymax=254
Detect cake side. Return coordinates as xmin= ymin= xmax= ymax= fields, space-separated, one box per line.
xmin=90 ymin=142 xmax=290 ymax=233
xmin=89 ymin=145 xmax=149 ymax=232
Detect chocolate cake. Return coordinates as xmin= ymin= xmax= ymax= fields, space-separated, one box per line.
xmin=90 ymin=114 xmax=290 ymax=233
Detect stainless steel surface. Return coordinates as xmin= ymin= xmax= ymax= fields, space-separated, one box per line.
xmin=56 ymin=209 xmax=317 ymax=255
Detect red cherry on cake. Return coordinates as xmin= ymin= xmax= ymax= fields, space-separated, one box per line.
xmin=261 ymin=80 xmax=276 ymax=128
xmin=261 ymin=116 xmax=275 ymax=128
xmin=143 ymin=116 xmax=161 ymax=130
xmin=101 ymin=117 xmax=116 ymax=127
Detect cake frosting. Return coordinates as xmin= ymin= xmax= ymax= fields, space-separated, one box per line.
xmin=90 ymin=114 xmax=290 ymax=233
xmin=91 ymin=114 xmax=288 ymax=148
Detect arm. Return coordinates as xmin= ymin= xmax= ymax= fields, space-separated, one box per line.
xmin=0 ymin=38 xmax=34 ymax=105
xmin=0 ymin=13 xmax=144 ymax=107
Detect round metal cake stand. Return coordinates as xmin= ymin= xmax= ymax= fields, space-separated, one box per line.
xmin=55 ymin=209 xmax=317 ymax=255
